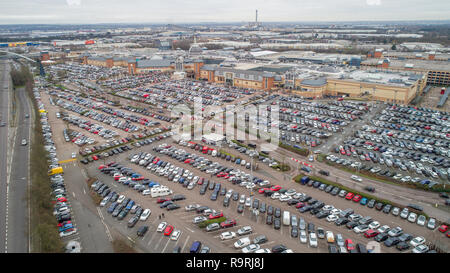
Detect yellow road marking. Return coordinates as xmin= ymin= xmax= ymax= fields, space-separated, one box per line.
xmin=59 ymin=158 xmax=76 ymax=164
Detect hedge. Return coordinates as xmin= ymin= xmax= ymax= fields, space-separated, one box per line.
xmin=198 ymin=217 xmax=227 ymax=229
xmin=279 ymin=142 xmax=310 ymax=156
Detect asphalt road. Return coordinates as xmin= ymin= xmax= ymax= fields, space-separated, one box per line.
xmin=0 ymin=59 xmax=11 ymax=253
xmin=7 ymin=84 xmax=31 ymax=253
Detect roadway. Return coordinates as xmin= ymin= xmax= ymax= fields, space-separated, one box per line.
xmin=0 ymin=59 xmax=11 ymax=252
xmin=7 ymin=84 xmax=32 ymax=252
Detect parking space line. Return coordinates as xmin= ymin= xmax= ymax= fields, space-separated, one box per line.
xmin=181 ymin=235 xmax=190 ymax=253
xmin=161 ymin=237 xmax=172 ymax=253
xmin=154 ymin=235 xmax=164 ymax=250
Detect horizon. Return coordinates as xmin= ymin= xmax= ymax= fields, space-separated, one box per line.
xmin=1 ymin=0 xmax=450 ymax=25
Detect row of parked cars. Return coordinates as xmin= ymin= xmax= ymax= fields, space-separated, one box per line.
xmin=92 ymin=181 xmax=153 ymax=234
xmin=34 ymin=87 xmax=78 ymax=238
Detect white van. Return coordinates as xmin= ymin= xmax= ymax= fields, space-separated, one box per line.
xmin=234 ymin=237 xmax=251 ymax=249
xmin=211 ymin=150 xmax=217 ymax=157
xmin=283 ymin=211 xmax=291 ymax=226
xmin=150 ymin=186 xmax=173 ymax=198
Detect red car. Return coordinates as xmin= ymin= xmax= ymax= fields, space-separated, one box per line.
xmin=364 ymin=229 xmax=379 ymax=238
xmin=345 ymin=239 xmax=355 ymax=251
xmin=98 ymin=165 xmax=106 ymax=170
xmin=163 ymin=225 xmax=174 ymax=236
xmin=92 ymin=155 xmax=99 ymax=161
xmin=184 ymin=159 xmax=191 ymax=164
xmin=352 ymin=195 xmax=362 ymax=202
xmin=132 ymin=176 xmax=144 ymax=181
xmin=447 ymin=231 xmax=450 ymax=238
xmin=345 ymin=192 xmax=355 ymax=200
xmin=439 ymin=225 xmax=448 ymax=233
xmin=114 ymin=175 xmax=122 ymax=181
xmin=198 ymin=178 xmax=205 ymax=185
xmin=295 ymin=202 xmax=305 ymax=209
xmin=57 ymin=221 xmax=72 ymax=227
xmin=270 ymin=185 xmax=282 ymax=192
xmin=209 ymin=212 xmax=224 ymax=220
xmin=220 ymin=219 xmax=236 ymax=228
xmin=57 ymin=197 xmax=67 ymax=203
xmin=156 ymin=198 xmax=171 ymax=204
xmin=258 ymin=188 xmax=268 ymax=194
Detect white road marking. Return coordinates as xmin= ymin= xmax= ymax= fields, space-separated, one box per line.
xmin=161 ymin=237 xmax=171 ymax=253
xmin=181 ymin=235 xmax=190 ymax=253
xmin=185 ymin=227 xmax=195 ymax=233
xmin=154 ymin=235 xmax=164 ymax=250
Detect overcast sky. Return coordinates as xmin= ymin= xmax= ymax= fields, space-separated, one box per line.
xmin=0 ymin=0 xmax=449 ymax=24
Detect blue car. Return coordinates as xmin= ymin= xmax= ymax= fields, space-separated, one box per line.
xmin=107 ymin=202 xmax=118 ymax=213
xmin=360 ymin=198 xmax=368 ymax=206
xmin=236 ymin=158 xmax=241 ymax=165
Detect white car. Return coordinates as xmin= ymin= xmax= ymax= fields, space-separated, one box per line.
xmin=322 ymin=205 xmax=334 ymax=211
xmin=142 ymin=189 xmax=151 ymax=196
xmin=279 ymin=195 xmax=292 ymax=202
xmin=170 ymin=229 xmax=181 ymax=241
xmin=271 ymin=192 xmax=280 ymax=199
xmin=326 ymin=214 xmax=339 ymax=222
xmin=299 ymin=230 xmax=307 ymax=244
xmin=99 ymin=197 xmax=109 ymax=207
xmin=185 ymin=204 xmax=200 ymax=211
xmin=234 ymin=237 xmax=251 ymax=249
xmin=140 ymin=209 xmax=151 ymax=221
xmin=156 ymin=222 xmax=167 ymax=232
xmin=117 ymin=195 xmax=126 ymax=204
xmin=412 ymin=244 xmax=429 ymax=253
xmin=416 ymin=215 xmax=426 ymax=226
xmin=427 ymin=218 xmax=436 ymax=230
xmin=368 ymin=221 xmax=380 ymax=230
xmin=193 ymin=216 xmax=207 ymax=224
xmin=245 ymin=197 xmax=252 ymax=207
xmin=377 ymin=225 xmax=390 ymax=234
xmin=220 ymin=231 xmax=236 ymax=240
xmin=241 ymin=244 xmax=260 ymax=253
xmin=309 ymin=233 xmax=318 ymax=248
xmin=410 ymin=236 xmax=426 ymax=247
xmin=239 ymin=195 xmax=246 ymax=204
xmin=353 ymin=225 xmax=369 ymax=233
xmin=407 ymin=212 xmax=417 ymax=223
xmin=71 ymin=152 xmax=77 ymax=158
xmin=351 ymin=175 xmax=362 ymax=182
xmin=330 ymin=208 xmax=342 ymax=215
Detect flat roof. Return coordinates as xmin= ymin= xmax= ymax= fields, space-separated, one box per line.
xmin=361 ymin=58 xmax=450 ymax=72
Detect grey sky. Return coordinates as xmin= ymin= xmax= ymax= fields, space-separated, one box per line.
xmin=0 ymin=0 xmax=449 ymax=24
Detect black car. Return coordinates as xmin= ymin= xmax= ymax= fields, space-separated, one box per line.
xmin=274 ymin=208 xmax=281 ymax=218
xmin=271 ymin=244 xmax=287 ymax=253
xmin=374 ymin=233 xmax=389 ymax=242
xmin=267 ymin=205 xmax=274 ymax=215
xmin=274 ymin=218 xmax=281 ymax=230
xmin=259 ymin=202 xmax=266 ymax=213
xmin=171 ymin=194 xmax=186 ymax=201
xmin=328 ymin=244 xmax=338 ymax=253
xmin=237 ymin=204 xmax=244 ymax=214
xmin=307 ymin=223 xmax=315 ymax=233
xmin=160 ymin=201 xmax=173 ymax=208
xmin=396 ymin=242 xmax=410 ymax=251
xmin=346 ymin=221 xmax=359 ymax=229
xmin=335 ymin=217 xmax=349 ymax=226
xmin=330 ymin=187 xmax=340 ymax=196
xmin=383 ymin=204 xmax=392 ymax=214
xmin=384 ymin=237 xmax=400 ymax=247
xmin=167 ymin=204 xmax=180 ymax=211
xmin=232 ymin=192 xmax=239 ymax=201
xmin=291 ymin=227 xmax=299 ymax=238
xmin=223 ymin=197 xmax=230 ymax=207
xmin=266 ymin=215 xmax=273 ymax=225
xmin=210 ymin=192 xmax=218 ymax=201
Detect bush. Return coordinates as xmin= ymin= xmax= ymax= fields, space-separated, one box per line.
xmin=198 ymin=217 xmax=226 ymax=229
xmin=279 ymin=142 xmax=310 ymax=156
